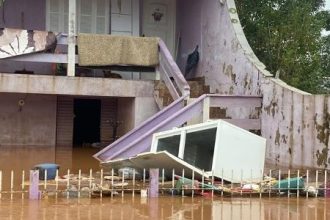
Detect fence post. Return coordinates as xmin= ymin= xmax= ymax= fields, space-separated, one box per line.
xmin=149 ymin=168 xmax=159 ymax=198
xmin=29 ymin=170 xmax=40 ymax=200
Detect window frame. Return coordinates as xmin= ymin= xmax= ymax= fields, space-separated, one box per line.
xmin=46 ymin=0 xmax=110 ymax=34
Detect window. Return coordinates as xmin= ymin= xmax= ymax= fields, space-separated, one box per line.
xmin=46 ymin=0 xmax=110 ymax=34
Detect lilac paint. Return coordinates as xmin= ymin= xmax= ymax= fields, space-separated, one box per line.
xmin=149 ymin=169 xmax=159 ymax=198
xmin=176 ymin=0 xmax=202 ymax=74
xmin=95 ymin=95 xmax=187 ymax=161
xmin=98 ymin=94 xmax=261 ymax=161
xmin=29 ymin=170 xmax=40 ymax=200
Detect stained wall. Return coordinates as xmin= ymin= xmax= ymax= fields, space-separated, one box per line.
xmin=177 ymin=0 xmax=330 ymax=169
xmin=0 ymin=93 xmax=57 ymax=146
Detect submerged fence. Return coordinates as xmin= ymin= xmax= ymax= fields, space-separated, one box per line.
xmin=0 ymin=168 xmax=329 ymax=199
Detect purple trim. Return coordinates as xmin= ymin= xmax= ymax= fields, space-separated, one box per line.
xmin=94 ymin=95 xmax=188 ymax=161
xmin=207 ymin=95 xmax=262 ymax=108
xmin=29 ymin=170 xmax=40 ymax=200
xmin=96 ymin=94 xmax=264 ymax=161
xmin=97 ymin=95 xmax=207 ymax=161
xmin=159 ymin=62 xmax=180 ymax=99
xmin=159 ymin=39 xmax=190 ymax=97
xmin=149 ymin=169 xmax=159 ymax=198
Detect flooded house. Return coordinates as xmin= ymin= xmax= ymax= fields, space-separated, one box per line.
xmin=0 ymin=0 xmax=329 ymax=174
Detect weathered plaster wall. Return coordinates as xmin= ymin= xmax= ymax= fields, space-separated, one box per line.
xmin=0 ymin=0 xmax=46 ymax=30
xmin=134 ymin=97 xmax=159 ymax=126
xmin=0 ymin=73 xmax=156 ymax=98
xmin=116 ymin=97 xmax=158 ymax=139
xmin=197 ymin=0 xmax=265 ymax=96
xmin=0 ymin=93 xmax=57 ymax=146
xmin=117 ymin=98 xmax=135 ymax=138
xmin=187 ymin=0 xmax=330 ymax=169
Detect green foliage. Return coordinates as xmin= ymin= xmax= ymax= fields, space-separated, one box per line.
xmin=236 ymin=0 xmax=329 ymax=94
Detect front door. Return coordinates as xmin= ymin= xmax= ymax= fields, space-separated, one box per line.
xmin=142 ymin=0 xmax=176 ymax=56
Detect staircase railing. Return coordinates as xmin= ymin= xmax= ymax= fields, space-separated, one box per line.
xmin=158 ymin=39 xmax=190 ymax=100
xmin=94 ymin=95 xmax=188 ymax=162
xmin=94 ymin=94 xmax=262 ymax=162
xmin=94 ymin=40 xmax=191 ymax=162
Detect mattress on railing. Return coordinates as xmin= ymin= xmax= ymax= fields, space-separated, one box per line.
xmin=77 ymin=34 xmax=159 ymax=67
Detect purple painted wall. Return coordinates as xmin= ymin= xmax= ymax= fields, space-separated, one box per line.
xmin=177 ymin=0 xmax=330 ymax=169
xmin=176 ymin=0 xmax=202 ymax=77
xmin=177 ymin=0 xmax=261 ymax=95
xmin=0 ymin=0 xmax=46 ymax=30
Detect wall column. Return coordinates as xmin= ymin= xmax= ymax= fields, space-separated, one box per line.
xmin=67 ymin=0 xmax=76 ymax=77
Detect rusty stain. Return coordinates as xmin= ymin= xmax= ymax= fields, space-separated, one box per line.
xmin=313 ymin=109 xmax=330 ymax=167
xmin=248 ymin=107 xmax=261 ymax=119
xmin=314 ymin=112 xmax=329 ymax=146
xmin=316 ymin=148 xmax=329 ymax=168
xmin=224 ymin=64 xmax=237 ymax=85
xmin=263 ymin=101 xmax=278 ymax=117
xmin=276 ymin=154 xmax=280 ymax=163
xmin=231 ymin=73 xmax=236 ymax=83
xmin=275 ymin=129 xmax=280 ymax=146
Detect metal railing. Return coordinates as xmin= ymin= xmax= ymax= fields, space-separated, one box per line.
xmin=0 ymin=168 xmax=328 ymax=199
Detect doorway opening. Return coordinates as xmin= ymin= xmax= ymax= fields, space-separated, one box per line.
xmin=73 ymin=99 xmax=101 ymax=147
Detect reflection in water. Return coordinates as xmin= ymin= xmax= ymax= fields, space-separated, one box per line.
xmin=0 ymin=147 xmax=329 ymax=219
xmin=0 ymin=146 xmax=100 ymax=190
xmin=0 ymin=197 xmax=329 ymax=220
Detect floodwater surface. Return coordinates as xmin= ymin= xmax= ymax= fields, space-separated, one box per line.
xmin=0 ymin=197 xmax=329 ymax=220
xmin=0 ymin=146 xmax=100 ymax=190
xmin=0 ymin=146 xmax=329 ymax=220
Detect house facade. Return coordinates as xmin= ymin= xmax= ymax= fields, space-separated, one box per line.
xmin=0 ymin=0 xmax=329 ymax=170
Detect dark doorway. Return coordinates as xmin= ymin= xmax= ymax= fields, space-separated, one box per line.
xmin=73 ymin=99 xmax=101 ymax=147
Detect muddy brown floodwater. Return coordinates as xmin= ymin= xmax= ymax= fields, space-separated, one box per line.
xmin=0 ymin=146 xmax=100 ymax=190
xmin=0 ymin=146 xmax=329 ymax=219
xmin=0 ymin=197 xmax=329 ymax=220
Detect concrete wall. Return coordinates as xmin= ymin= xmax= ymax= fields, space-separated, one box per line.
xmin=0 ymin=73 xmax=156 ymax=98
xmin=117 ymin=98 xmax=135 ymax=138
xmin=181 ymin=0 xmax=330 ymax=169
xmin=0 ymin=93 xmax=57 ymax=146
xmin=134 ymin=97 xmax=159 ymax=126
xmin=117 ymin=97 xmax=159 ymax=138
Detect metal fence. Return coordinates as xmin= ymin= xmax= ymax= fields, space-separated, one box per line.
xmin=0 ymin=168 xmax=328 ymax=199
